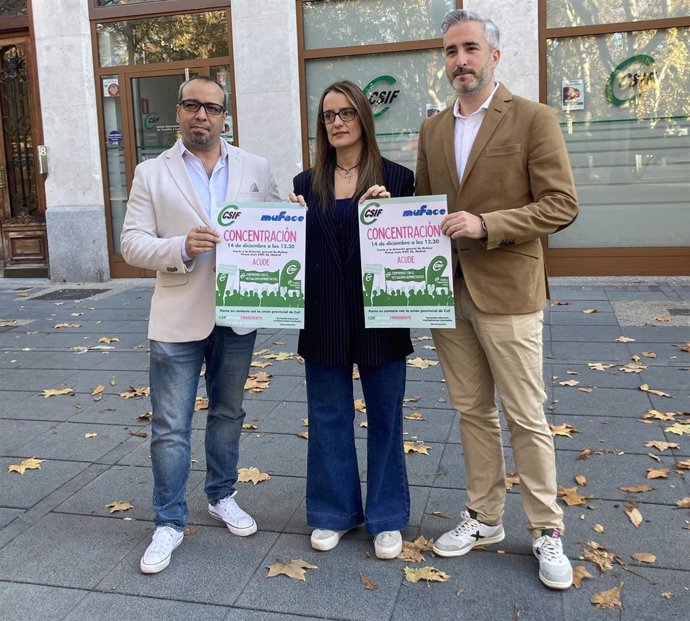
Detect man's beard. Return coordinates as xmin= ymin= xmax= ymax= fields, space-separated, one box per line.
xmin=451 ymin=60 xmax=493 ymax=96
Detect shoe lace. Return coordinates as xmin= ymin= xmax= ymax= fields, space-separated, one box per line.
xmin=150 ymin=527 xmax=177 ymax=553
xmin=538 ymin=536 xmax=564 ymax=562
xmin=453 ymin=514 xmax=481 ymax=536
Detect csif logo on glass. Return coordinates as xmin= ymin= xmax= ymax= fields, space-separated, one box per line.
xmin=363 ymin=75 xmax=401 ymax=118
xmin=403 ymin=204 xmax=446 ymax=217
xmin=605 ymin=55 xmax=657 ymax=107
xmin=360 ymin=202 xmax=383 ymax=225
xmin=217 ymin=205 xmax=241 ymax=226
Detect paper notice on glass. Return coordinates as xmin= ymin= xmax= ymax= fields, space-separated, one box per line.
xmin=358 ymin=195 xmax=455 ymax=329
xmin=214 ymin=202 xmax=305 ymax=329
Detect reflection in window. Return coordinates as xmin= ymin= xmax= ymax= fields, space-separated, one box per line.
xmin=0 ymin=0 xmax=27 ymax=17
xmin=97 ymin=11 xmax=228 ymax=67
xmin=97 ymin=0 xmax=164 ymax=5
xmin=546 ymin=28 xmax=690 ymax=248
xmin=303 ymin=0 xmax=454 ymax=49
xmin=547 ymin=0 xmax=690 ymax=29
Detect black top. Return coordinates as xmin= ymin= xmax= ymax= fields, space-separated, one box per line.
xmin=293 ymin=158 xmax=415 ymax=366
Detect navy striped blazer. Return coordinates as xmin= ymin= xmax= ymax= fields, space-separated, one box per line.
xmin=294 ymin=158 xmax=415 ymax=366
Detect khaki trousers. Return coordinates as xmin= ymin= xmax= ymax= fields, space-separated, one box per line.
xmin=432 ymin=279 xmax=564 ymax=538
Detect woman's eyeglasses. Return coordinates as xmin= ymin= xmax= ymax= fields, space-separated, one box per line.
xmin=319 ymin=107 xmax=357 ymax=125
xmin=178 ymin=99 xmax=226 ymax=116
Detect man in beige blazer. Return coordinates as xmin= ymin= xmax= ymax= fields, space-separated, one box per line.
xmin=121 ymin=76 xmax=279 ymax=574
xmin=416 ymin=10 xmax=578 ymax=589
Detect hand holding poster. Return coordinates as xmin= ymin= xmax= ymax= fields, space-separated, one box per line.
xmin=214 ymin=202 xmax=306 ymax=329
xmin=358 ymin=195 xmax=455 ymax=328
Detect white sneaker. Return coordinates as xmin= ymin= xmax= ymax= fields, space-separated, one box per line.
xmin=310 ymin=528 xmax=348 ymax=551
xmin=432 ymin=509 xmax=505 ymax=557
xmin=140 ymin=526 xmax=183 ymax=574
xmin=208 ymin=493 xmax=257 ymax=536
xmin=374 ymin=530 xmax=402 ymax=559
xmin=533 ymin=529 xmax=573 ymax=590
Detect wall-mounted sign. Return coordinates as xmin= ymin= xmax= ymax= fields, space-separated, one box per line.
xmin=103 ymin=78 xmax=120 ymax=98
xmin=605 ymin=54 xmax=657 ymax=107
xmin=363 ymin=75 xmax=400 ymax=118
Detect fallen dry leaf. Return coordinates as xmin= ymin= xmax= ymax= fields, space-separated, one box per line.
xmin=8 ymin=457 xmax=44 ymax=474
xmin=250 ymin=360 xmax=272 ymax=369
xmin=593 ymin=523 xmax=605 ymax=534
xmin=106 ymin=500 xmax=133 ymax=513
xmin=98 ymin=336 xmax=120 ymax=344
xmin=559 ymin=486 xmax=589 ymax=506
xmin=615 ymin=336 xmax=635 ymax=343
xmin=242 ymin=423 xmax=257 ymax=430
xmin=120 ymin=386 xmax=150 ymax=399
xmin=575 ymin=474 xmax=587 ymax=486
xmin=354 ymin=399 xmax=366 ymax=413
xmin=551 ymin=300 xmax=569 ymax=306
xmin=244 ymin=373 xmax=271 ymax=393
xmin=641 ymin=351 xmax=657 ymax=358
xmin=619 ymin=485 xmax=654 ymax=494
xmin=648 ymin=452 xmax=662 ymax=463
xmin=266 ymin=559 xmax=317 ymax=581
xmin=296 ymin=431 xmax=309 ymax=440
xmin=398 ymin=536 xmax=433 ymax=563
xmin=352 ymin=366 xmax=360 ymax=380
xmin=672 ymin=342 xmax=690 ymax=353
xmin=647 ymin=468 xmax=669 ymax=479
xmin=84 ymin=432 xmax=98 ymax=439
xmin=676 ymin=459 xmax=690 ymax=470
xmin=577 ymin=387 xmax=594 ymax=393
xmin=665 ymin=422 xmax=690 ymax=436
xmin=359 ymin=421 xmax=368 ymax=428
xmin=631 ymin=552 xmax=656 ymax=564
xmin=237 ymin=467 xmax=270 ymax=484
xmin=639 ymin=384 xmax=672 ymax=398
xmin=91 ymin=385 xmax=105 ymax=396
xmin=583 ymin=541 xmax=615 ymax=574
xmin=559 ymin=379 xmax=580 ymax=387
xmin=582 ymin=308 xmax=597 ymax=314
xmin=404 ymin=441 xmax=431 ymax=455
xmin=130 ymin=431 xmax=147 ymax=438
xmin=644 ymin=440 xmax=679 ymax=451
xmin=359 ymin=574 xmax=378 ymax=590
xmin=404 ymin=411 xmax=425 ymax=421
xmin=661 ymin=591 xmax=674 ymax=599
xmin=54 ymin=323 xmax=81 ymax=329
xmin=591 ymin=583 xmax=623 ymax=609
xmin=620 ymin=363 xmax=646 ymax=373
xmin=41 ymin=387 xmax=74 ymax=398
xmin=675 ymin=497 xmax=690 ymax=509
xmin=403 ymin=566 xmax=449 ymax=584
xmin=194 ymin=397 xmax=209 ymax=412
xmin=588 ymin=362 xmax=615 ymax=371
xmin=403 ymin=395 xmax=421 ymax=404
xmin=505 ymin=472 xmax=520 ymax=490
xmin=137 ymin=411 xmax=152 ymax=422
xmin=624 ymin=503 xmax=643 ymax=527
xmin=550 ymin=423 xmax=579 ymax=437
xmin=653 ymin=315 xmax=672 ymax=322
xmin=572 ymin=565 xmax=593 ymax=588
xmin=272 ymin=341 xmax=285 ymax=346
xmin=577 ymin=448 xmax=593 ymax=460
xmin=407 ymin=357 xmax=439 ymax=369
xmin=642 ymin=409 xmax=679 ymax=421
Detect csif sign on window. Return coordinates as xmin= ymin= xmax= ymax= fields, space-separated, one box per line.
xmin=605 ymin=55 xmax=657 ymax=107
xmin=363 ymin=75 xmax=400 ymax=118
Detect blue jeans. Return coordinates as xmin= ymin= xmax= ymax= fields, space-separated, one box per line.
xmin=149 ymin=327 xmax=256 ymax=529
xmin=305 ymin=359 xmax=409 ymax=535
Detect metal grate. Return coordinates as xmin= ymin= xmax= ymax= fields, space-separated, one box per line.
xmin=31 ymin=288 xmax=109 ymax=301
xmin=668 ymin=308 xmax=690 ymax=316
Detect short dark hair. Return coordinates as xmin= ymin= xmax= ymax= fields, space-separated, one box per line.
xmin=177 ymin=76 xmax=226 ymax=105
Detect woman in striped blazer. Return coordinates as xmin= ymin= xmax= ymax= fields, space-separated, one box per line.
xmin=290 ymin=80 xmax=414 ymax=560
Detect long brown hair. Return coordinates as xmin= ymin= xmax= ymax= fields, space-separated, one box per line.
xmin=311 ymin=80 xmax=383 ymax=209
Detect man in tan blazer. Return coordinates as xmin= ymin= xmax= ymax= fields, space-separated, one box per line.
xmin=416 ymin=10 xmax=578 ymax=589
xmin=121 ymin=76 xmax=279 ymax=574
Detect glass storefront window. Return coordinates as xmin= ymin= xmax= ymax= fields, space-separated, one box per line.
xmin=96 ymin=0 xmax=165 ymax=5
xmin=547 ymin=0 xmax=690 ymax=29
xmin=97 ymin=11 xmax=228 ymax=67
xmin=305 ymin=50 xmax=450 ymax=170
xmin=303 ymin=0 xmax=454 ymax=49
xmin=0 ymin=1 xmax=27 ymax=17
xmin=546 ymin=27 xmax=690 ymax=248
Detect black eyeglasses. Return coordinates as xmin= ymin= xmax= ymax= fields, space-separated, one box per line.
xmin=178 ymin=99 xmax=226 ymax=116
xmin=319 ymin=107 xmax=357 ymax=125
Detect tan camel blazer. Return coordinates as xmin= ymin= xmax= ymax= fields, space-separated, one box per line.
xmin=121 ymin=141 xmax=280 ymax=342
xmin=416 ymin=84 xmax=578 ymax=314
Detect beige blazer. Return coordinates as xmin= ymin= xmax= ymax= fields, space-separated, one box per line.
xmin=416 ymin=84 xmax=578 ymax=314
xmin=121 ymin=141 xmax=280 ymax=342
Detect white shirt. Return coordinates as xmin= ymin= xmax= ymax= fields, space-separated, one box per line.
xmin=453 ymin=81 xmax=500 ymax=184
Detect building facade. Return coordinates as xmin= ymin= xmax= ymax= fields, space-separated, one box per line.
xmin=0 ymin=0 xmax=687 ymax=281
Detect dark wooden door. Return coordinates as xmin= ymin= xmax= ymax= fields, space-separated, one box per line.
xmin=0 ymin=37 xmax=47 ymax=276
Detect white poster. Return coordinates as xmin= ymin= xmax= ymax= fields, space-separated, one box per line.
xmin=358 ymin=195 xmax=455 ymax=329
xmin=214 ymin=202 xmax=306 ymax=329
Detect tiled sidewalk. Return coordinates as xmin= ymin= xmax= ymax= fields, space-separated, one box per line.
xmin=0 ymin=277 xmax=688 ymax=620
